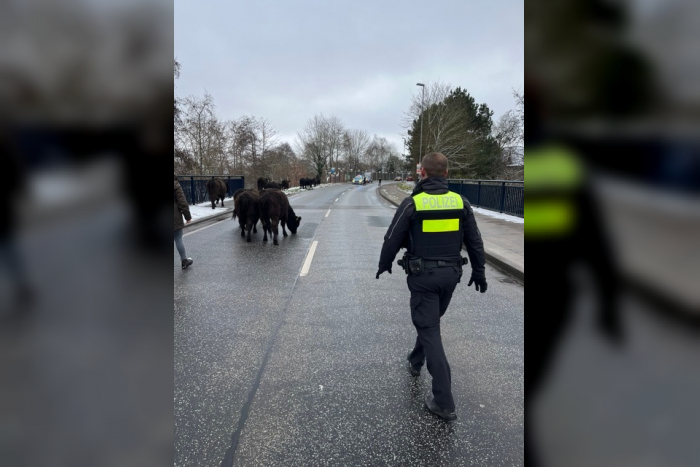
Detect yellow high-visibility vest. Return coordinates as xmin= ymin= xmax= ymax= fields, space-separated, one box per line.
xmin=412 ymin=192 xmax=464 ymax=232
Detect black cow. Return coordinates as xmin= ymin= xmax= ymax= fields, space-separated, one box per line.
xmin=281 ymin=179 xmax=290 ymax=190
xmin=264 ymin=181 xmax=282 ymax=190
xmin=232 ymin=189 xmax=259 ymax=242
xmin=259 ymin=189 xmax=301 ymax=245
xmin=207 ymin=177 xmax=227 ymax=209
xmin=313 ymin=176 xmax=320 ymax=187
xmin=231 ymin=188 xmax=249 ymax=220
xmin=257 ymin=177 xmax=269 ymax=191
xmin=301 ymin=177 xmax=316 ymax=190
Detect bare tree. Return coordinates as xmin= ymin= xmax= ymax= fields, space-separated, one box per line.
xmin=265 ymin=142 xmax=296 ymax=181
xmin=295 ymin=114 xmax=344 ymax=178
xmin=493 ymin=88 xmax=524 ymax=179
xmin=224 ymin=116 xmax=255 ymax=176
xmin=325 ymin=116 xmax=345 ymax=181
xmin=363 ymin=135 xmax=394 ymax=172
xmin=256 ymin=117 xmax=278 ymax=178
xmin=342 ymin=129 xmax=370 ymax=175
xmin=177 ymin=92 xmax=225 ymax=175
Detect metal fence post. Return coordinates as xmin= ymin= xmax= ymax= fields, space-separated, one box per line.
xmin=189 ymin=176 xmax=196 ymax=205
xmin=499 ymin=182 xmax=506 ymax=213
xmin=477 ymin=181 xmax=481 ymax=207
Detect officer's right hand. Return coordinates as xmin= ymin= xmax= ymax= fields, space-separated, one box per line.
xmin=468 ymin=276 xmax=487 ymax=293
xmin=375 ymin=267 xmax=391 ymax=279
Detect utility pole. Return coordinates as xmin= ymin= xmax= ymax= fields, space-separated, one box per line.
xmin=416 ymin=82 xmax=425 ymax=181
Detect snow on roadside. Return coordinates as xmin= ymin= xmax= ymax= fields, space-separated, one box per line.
xmin=187 ymin=199 xmax=233 ymax=221
xmin=471 ymin=207 xmax=523 ymax=224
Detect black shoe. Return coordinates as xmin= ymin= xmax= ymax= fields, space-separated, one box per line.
xmin=424 ymin=396 xmax=457 ymax=421
xmin=181 ymin=258 xmax=193 ymax=269
xmin=407 ymin=351 xmax=422 ymax=376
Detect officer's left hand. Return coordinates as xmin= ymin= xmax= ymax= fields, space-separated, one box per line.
xmin=376 ymin=267 xmax=392 ymax=279
xmin=468 ymin=276 xmax=487 ymax=293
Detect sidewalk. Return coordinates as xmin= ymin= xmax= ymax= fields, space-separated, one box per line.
xmin=378 ymin=182 xmax=524 ymax=282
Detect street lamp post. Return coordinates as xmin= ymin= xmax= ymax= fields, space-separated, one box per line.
xmin=416 ymin=82 xmax=425 ymax=180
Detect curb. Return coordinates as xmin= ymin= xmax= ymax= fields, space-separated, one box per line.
xmin=377 ymin=184 xmax=524 ymax=283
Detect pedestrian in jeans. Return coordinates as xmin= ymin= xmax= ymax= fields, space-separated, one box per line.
xmin=174 ymin=174 xmax=193 ymax=269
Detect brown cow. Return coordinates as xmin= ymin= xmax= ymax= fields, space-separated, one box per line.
xmin=232 ymin=189 xmax=259 ymax=242
xmin=258 ymin=189 xmax=301 ymax=245
xmin=207 ymin=177 xmax=227 ymax=209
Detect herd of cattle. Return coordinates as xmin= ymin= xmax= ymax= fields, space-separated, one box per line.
xmin=256 ymin=177 xmax=290 ymax=191
xmin=256 ymin=177 xmax=320 ymax=191
xmin=204 ymin=175 xmax=324 ymax=245
xmin=206 ymin=176 xmax=322 ymax=211
xmin=298 ymin=177 xmax=321 ymax=190
xmin=231 ymin=188 xmax=301 ymax=245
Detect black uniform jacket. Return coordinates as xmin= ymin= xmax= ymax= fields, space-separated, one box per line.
xmin=377 ymin=177 xmax=486 ymax=279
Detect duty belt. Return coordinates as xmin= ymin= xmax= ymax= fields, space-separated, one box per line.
xmin=423 ymin=259 xmax=464 ymax=268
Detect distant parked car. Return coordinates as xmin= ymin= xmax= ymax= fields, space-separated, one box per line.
xmin=352 ymin=175 xmax=364 ymax=185
xmin=394 ymin=176 xmax=402 ymax=181
xmin=406 ymin=176 xmax=414 ymax=182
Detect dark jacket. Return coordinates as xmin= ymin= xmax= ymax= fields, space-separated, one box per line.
xmin=378 ymin=177 xmax=486 ymax=279
xmin=0 ymin=133 xmax=26 ymax=236
xmin=174 ymin=175 xmax=192 ymax=230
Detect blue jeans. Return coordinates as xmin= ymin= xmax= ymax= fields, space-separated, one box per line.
xmin=174 ymin=229 xmax=187 ymax=260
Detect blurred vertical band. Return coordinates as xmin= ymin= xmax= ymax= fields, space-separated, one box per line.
xmin=527 ymin=1 xmax=700 ymax=466
xmin=0 ymin=1 xmax=173 ymax=466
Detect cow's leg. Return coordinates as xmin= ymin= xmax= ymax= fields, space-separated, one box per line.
xmin=221 ymin=196 xmax=225 ymax=208
xmin=272 ymin=217 xmax=280 ymax=245
xmin=253 ymin=218 xmax=258 ymax=233
xmin=281 ymin=219 xmax=288 ymax=236
xmin=212 ymin=199 xmax=216 ymax=209
xmin=245 ymin=219 xmax=253 ymax=242
xmin=262 ymin=220 xmax=268 ymax=242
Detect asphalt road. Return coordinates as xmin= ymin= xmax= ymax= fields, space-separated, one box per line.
xmin=174 ymin=183 xmax=524 ymax=467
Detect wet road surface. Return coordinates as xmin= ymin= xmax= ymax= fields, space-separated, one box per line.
xmin=174 ymin=183 xmax=524 ymax=466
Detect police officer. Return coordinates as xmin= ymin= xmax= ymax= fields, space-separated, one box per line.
xmin=376 ymin=152 xmax=486 ymax=421
xmin=525 ymin=79 xmax=622 ymax=467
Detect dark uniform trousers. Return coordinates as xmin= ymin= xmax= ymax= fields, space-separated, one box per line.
xmin=406 ymin=265 xmax=461 ymax=412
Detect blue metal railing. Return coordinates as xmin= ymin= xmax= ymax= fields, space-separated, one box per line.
xmin=447 ymin=179 xmax=523 ymax=217
xmin=176 ymin=175 xmax=245 ymax=205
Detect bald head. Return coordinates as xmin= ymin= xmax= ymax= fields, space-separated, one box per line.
xmin=421 ymin=152 xmax=448 ymax=178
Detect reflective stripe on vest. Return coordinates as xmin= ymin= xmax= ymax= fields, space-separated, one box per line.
xmin=422 ymin=218 xmax=460 ymax=232
xmin=525 ymin=200 xmax=576 ymax=236
xmin=525 ymin=145 xmax=584 ymax=237
xmin=525 ymin=145 xmax=584 ymax=189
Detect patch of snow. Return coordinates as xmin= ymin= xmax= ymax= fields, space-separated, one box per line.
xmin=472 ymin=207 xmax=524 ymax=224
xmin=187 ymin=200 xmax=233 ymax=221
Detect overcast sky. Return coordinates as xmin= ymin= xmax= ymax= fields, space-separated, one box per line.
xmin=174 ymin=0 xmax=523 ymax=154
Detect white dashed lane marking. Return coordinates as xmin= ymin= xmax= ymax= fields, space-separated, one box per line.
xmin=300 ymin=241 xmax=319 ymax=277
